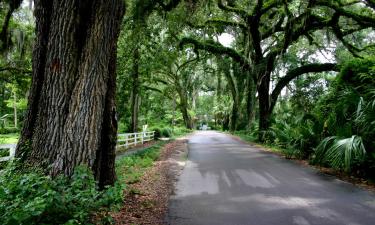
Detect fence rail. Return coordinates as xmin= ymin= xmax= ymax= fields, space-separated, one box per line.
xmin=0 ymin=131 xmax=155 ymax=163
xmin=0 ymin=144 xmax=16 ymax=162
xmin=117 ymin=131 xmax=155 ymax=149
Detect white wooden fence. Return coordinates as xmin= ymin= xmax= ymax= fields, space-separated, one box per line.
xmin=0 ymin=131 xmax=155 ymax=162
xmin=117 ymin=131 xmax=155 ymax=149
xmin=0 ymin=144 xmax=16 ymax=162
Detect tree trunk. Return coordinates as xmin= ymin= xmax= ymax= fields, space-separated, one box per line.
xmin=222 ymin=114 xmax=230 ymax=131
xmin=13 ymin=91 xmax=17 ymax=128
xmin=130 ymin=46 xmax=140 ymax=132
xmin=172 ymin=98 xmax=176 ymax=128
xmin=16 ymin=0 xmax=125 ymax=187
xmin=178 ymin=90 xmax=192 ymax=129
xmin=245 ymin=75 xmax=256 ymax=128
xmin=257 ymin=72 xmax=271 ymax=142
xmin=0 ymin=0 xmax=22 ymax=52
xmin=180 ymin=101 xmax=193 ymax=129
xmin=230 ymin=96 xmax=239 ymax=132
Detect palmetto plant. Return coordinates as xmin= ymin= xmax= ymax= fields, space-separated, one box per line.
xmin=312 ymin=60 xmax=375 ymax=173
xmin=313 ymin=135 xmax=366 ymax=172
xmin=355 ymin=90 xmax=375 ymax=138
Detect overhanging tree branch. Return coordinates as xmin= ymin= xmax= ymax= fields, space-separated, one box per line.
xmin=270 ymin=63 xmax=340 ymax=111
xmin=217 ymin=0 xmax=249 ymax=18
xmin=205 ymin=19 xmax=248 ymax=30
xmin=316 ymin=0 xmax=375 ymax=27
xmin=142 ymin=85 xmax=163 ymax=93
xmin=179 ymin=37 xmax=251 ymax=69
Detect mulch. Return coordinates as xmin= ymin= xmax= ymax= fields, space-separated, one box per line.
xmin=111 ymin=138 xmax=188 ymax=225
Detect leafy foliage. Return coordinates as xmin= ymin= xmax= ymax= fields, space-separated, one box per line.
xmin=0 ymin=165 xmax=123 ymax=225
xmin=313 ymin=136 xmax=366 ymax=172
xmin=257 ymin=56 xmax=375 ymax=175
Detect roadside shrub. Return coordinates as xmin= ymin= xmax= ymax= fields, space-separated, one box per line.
xmin=0 ymin=127 xmax=19 ymax=134
xmin=312 ymin=135 xmax=367 ymax=172
xmin=0 ymin=164 xmax=123 ymax=225
xmin=173 ymin=127 xmax=191 ymax=137
xmin=151 ymin=127 xmax=161 ymax=139
xmin=161 ymin=127 xmax=172 ymax=137
xmin=150 ymin=125 xmax=191 ymax=139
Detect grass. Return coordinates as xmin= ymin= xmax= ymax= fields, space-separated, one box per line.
xmin=232 ymin=130 xmax=257 ymax=142
xmin=115 ymin=141 xmax=167 ymax=185
xmin=115 ymin=128 xmax=191 ymax=186
xmin=230 ymin=130 xmax=284 ymax=154
xmin=0 ymin=133 xmax=19 ymax=144
xmin=171 ymin=127 xmax=192 ymax=138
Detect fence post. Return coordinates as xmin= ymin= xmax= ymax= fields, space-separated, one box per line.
xmin=125 ymin=134 xmax=128 ymax=148
xmin=9 ymin=146 xmax=15 ymax=160
xmin=134 ymin=133 xmax=138 ymax=145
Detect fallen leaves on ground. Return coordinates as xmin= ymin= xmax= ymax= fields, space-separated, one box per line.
xmin=111 ymin=138 xmax=188 ymax=225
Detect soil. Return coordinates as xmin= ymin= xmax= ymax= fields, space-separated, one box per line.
xmin=111 ymin=136 xmax=189 ymax=225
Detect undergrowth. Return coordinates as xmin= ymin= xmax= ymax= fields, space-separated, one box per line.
xmin=0 ymin=163 xmax=123 ymax=225
xmin=116 ymin=142 xmax=165 ymax=185
xmin=0 ymin=133 xmax=182 ymax=225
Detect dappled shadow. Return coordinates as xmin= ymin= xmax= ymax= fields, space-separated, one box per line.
xmin=166 ymin=131 xmax=375 ymax=225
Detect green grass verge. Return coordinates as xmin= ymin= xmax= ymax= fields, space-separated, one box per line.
xmin=0 ymin=133 xmax=19 ymax=144
xmin=115 ymin=141 xmax=167 ymax=185
xmin=230 ymin=131 xmax=284 ymax=154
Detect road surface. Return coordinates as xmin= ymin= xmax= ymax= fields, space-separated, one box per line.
xmin=166 ymin=131 xmax=375 ymax=225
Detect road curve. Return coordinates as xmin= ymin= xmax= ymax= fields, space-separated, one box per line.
xmin=166 ymin=131 xmax=375 ymax=225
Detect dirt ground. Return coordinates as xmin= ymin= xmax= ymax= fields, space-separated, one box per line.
xmin=111 ymin=137 xmax=189 ymax=225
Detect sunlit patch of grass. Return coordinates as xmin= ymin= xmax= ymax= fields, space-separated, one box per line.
xmin=0 ymin=133 xmax=19 ymax=144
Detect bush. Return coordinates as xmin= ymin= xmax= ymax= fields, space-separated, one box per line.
xmin=0 ymin=164 xmax=123 ymax=225
xmin=150 ymin=125 xmax=191 ymax=139
xmin=173 ymin=127 xmax=191 ymax=136
xmin=152 ymin=127 xmax=161 ymax=139
xmin=312 ymin=135 xmax=367 ymax=172
xmin=0 ymin=127 xmax=19 ymax=134
xmin=161 ymin=127 xmax=172 ymax=137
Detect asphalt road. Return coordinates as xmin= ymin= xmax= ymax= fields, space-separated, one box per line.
xmin=166 ymin=131 xmax=375 ymax=225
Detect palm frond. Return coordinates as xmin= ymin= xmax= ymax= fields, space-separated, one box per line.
xmin=313 ymin=135 xmax=366 ymax=172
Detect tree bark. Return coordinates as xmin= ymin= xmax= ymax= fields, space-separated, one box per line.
xmin=230 ymin=96 xmax=239 ymax=132
xmin=0 ymin=0 xmax=22 ymax=52
xmin=179 ymin=96 xmax=193 ymax=129
xmin=130 ymin=46 xmax=140 ymax=132
xmin=16 ymin=0 xmax=125 ymax=187
xmin=13 ymin=91 xmax=17 ymax=128
xmin=257 ymin=71 xmax=271 ymax=142
xmin=245 ymin=75 xmax=256 ymax=128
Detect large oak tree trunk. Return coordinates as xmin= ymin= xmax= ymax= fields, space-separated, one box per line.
xmin=16 ymin=0 xmax=125 ymax=188
xmin=257 ymin=72 xmax=272 ymax=142
xmin=245 ymin=75 xmax=256 ymax=128
xmin=230 ymin=96 xmax=239 ymax=132
xmin=179 ymin=96 xmax=193 ymax=130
